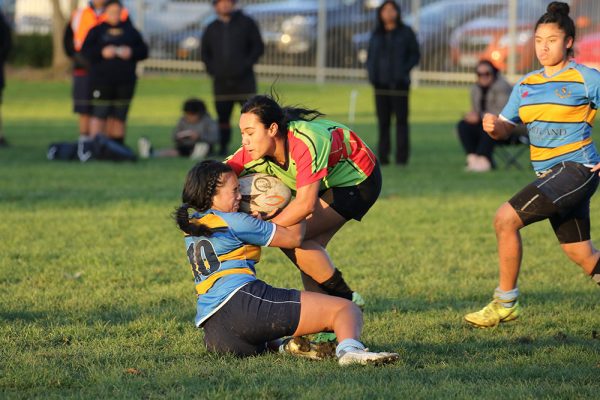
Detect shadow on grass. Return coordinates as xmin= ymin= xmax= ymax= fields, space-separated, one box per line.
xmin=364 ymin=286 xmax=599 ymax=315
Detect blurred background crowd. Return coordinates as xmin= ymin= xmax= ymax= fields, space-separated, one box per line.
xmin=2 ymin=0 xmax=599 ymax=83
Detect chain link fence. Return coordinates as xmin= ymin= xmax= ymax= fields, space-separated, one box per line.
xmin=8 ymin=0 xmax=600 ymax=84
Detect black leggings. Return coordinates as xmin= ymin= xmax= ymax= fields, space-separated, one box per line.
xmin=215 ymin=99 xmax=245 ymax=156
xmin=456 ymin=119 xmax=496 ymax=162
xmin=374 ymin=85 xmax=409 ymax=165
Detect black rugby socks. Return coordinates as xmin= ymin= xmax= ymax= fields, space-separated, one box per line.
xmin=591 ymin=258 xmax=600 ymax=287
xmin=319 ymin=269 xmax=353 ymax=300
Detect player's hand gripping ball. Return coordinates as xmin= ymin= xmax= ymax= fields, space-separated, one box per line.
xmin=238 ymin=173 xmax=292 ymax=215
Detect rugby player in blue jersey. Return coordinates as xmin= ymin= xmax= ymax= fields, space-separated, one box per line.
xmin=465 ymin=1 xmax=600 ymax=328
xmin=174 ymin=160 xmax=398 ymax=365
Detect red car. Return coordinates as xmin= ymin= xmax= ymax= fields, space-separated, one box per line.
xmin=449 ymin=0 xmax=551 ymax=74
xmin=575 ymin=31 xmax=600 ymax=70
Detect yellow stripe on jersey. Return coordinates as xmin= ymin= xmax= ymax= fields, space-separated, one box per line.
xmin=586 ymin=108 xmax=597 ymax=127
xmin=519 ymin=103 xmax=590 ymax=124
xmin=218 ymin=244 xmax=261 ymax=263
xmin=191 ymin=213 xmax=228 ymax=229
xmin=521 ymin=69 xmax=585 ymax=85
xmin=530 ymin=137 xmax=593 ymax=161
xmin=195 ymin=267 xmax=255 ymax=295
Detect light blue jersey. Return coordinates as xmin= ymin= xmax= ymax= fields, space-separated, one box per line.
xmin=182 ymin=210 xmax=276 ymax=326
xmin=500 ymin=61 xmax=600 ymax=172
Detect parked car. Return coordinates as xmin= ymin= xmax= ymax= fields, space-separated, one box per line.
xmin=352 ymin=0 xmax=505 ymax=71
xmin=152 ymin=0 xmax=384 ymax=68
xmin=449 ymin=0 xmax=553 ymax=73
xmin=575 ymin=31 xmax=600 ymax=70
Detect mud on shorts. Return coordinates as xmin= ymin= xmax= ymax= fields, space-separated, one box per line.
xmin=90 ymin=83 xmax=136 ymax=121
xmin=202 ymin=280 xmax=301 ymax=357
xmin=509 ymin=161 xmax=599 ymax=243
xmin=319 ymin=162 xmax=382 ymax=221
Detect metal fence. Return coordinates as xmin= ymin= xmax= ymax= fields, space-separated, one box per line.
xmin=9 ymin=0 xmax=600 ymax=84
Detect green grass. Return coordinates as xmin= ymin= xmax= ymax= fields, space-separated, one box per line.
xmin=1 ymin=75 xmax=599 ymax=399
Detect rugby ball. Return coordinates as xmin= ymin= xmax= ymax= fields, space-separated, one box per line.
xmin=238 ymin=173 xmax=292 ymax=214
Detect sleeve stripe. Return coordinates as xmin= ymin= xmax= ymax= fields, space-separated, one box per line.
xmin=265 ymin=222 xmax=276 ymax=246
xmin=499 ymin=114 xmax=517 ymax=126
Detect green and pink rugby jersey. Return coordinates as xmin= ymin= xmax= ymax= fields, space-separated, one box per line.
xmin=226 ymin=119 xmax=377 ymax=190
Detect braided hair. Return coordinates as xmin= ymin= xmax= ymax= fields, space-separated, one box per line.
xmin=174 ymin=160 xmax=233 ymax=237
xmin=535 ymin=1 xmax=575 ymax=58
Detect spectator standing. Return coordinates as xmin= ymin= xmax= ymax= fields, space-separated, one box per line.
xmin=366 ymin=0 xmax=420 ymax=166
xmin=457 ymin=60 xmax=512 ymax=172
xmin=63 ymin=0 xmax=129 ymax=140
xmin=201 ymin=0 xmax=264 ymax=156
xmin=81 ymin=0 xmax=148 ymax=145
xmin=138 ymin=98 xmax=218 ymax=159
xmin=0 ymin=10 xmax=11 ymax=148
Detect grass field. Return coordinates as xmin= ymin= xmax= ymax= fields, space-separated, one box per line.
xmin=1 ymin=75 xmax=599 ymax=399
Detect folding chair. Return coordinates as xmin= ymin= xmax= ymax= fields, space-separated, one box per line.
xmin=494 ymin=129 xmax=529 ymax=170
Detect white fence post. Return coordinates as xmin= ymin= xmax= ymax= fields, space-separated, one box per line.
xmin=411 ymin=0 xmax=421 ymax=88
xmin=315 ymin=0 xmax=326 ymax=85
xmin=507 ymin=0 xmax=517 ymax=82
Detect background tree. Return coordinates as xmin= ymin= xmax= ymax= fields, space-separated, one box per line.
xmin=50 ymin=0 xmax=78 ymax=72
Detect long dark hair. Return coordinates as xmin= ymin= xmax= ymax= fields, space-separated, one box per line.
xmin=240 ymin=94 xmax=324 ymax=137
xmin=174 ymin=160 xmax=233 ymax=237
xmin=535 ymin=1 xmax=575 ymax=58
xmin=374 ymin=0 xmax=403 ymax=34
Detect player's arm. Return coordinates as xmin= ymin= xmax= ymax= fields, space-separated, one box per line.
xmin=229 ymin=212 xmax=304 ymax=249
xmin=270 ymin=180 xmax=320 ymax=227
xmin=268 ymin=220 xmax=306 ymax=249
xmin=482 ymin=113 xmax=515 ymax=141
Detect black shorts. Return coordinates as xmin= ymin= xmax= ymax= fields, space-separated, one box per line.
xmin=319 ymin=163 xmax=382 ymax=221
xmin=73 ymin=74 xmax=92 ymax=114
xmin=176 ymin=145 xmax=194 ymax=157
xmin=202 ymin=280 xmax=301 ymax=357
xmin=509 ymin=161 xmax=599 ymax=243
xmin=90 ymin=83 xmax=136 ymax=121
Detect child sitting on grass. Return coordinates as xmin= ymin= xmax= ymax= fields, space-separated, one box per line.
xmin=138 ymin=98 xmax=218 ymax=159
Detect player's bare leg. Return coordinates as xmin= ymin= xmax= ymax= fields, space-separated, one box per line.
xmin=560 ymin=240 xmax=600 ymax=275
xmin=78 ymin=114 xmax=90 ymax=137
xmin=464 ymin=202 xmax=524 ymax=327
xmin=280 ymin=198 xmax=361 ymax=300
xmin=294 ymin=291 xmax=361 ymax=340
xmin=107 ymin=117 xmax=126 ymax=143
xmin=280 ymin=291 xmax=398 ymax=365
xmin=89 ymin=116 xmax=106 ymax=137
xmin=494 ymin=202 xmax=525 ymax=291
xmin=280 ymin=197 xmax=345 ymax=282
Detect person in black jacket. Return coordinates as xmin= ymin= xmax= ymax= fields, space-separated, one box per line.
xmin=201 ymin=0 xmax=264 ymax=156
xmin=81 ymin=0 xmax=147 ymax=145
xmin=366 ymin=0 xmax=420 ymax=166
xmin=63 ymin=0 xmax=131 ymax=141
xmin=0 ymin=10 xmax=11 ymax=148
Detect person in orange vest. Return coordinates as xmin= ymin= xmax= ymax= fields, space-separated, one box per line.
xmin=63 ymin=0 xmax=129 ymax=141
xmin=81 ymin=0 xmax=147 ymax=145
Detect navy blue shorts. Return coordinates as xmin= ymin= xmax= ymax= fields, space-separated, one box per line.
xmin=202 ymin=280 xmax=301 ymax=357
xmin=509 ymin=161 xmax=599 ymax=243
xmin=73 ymin=74 xmax=92 ymax=114
xmin=90 ymin=83 xmax=136 ymax=121
xmin=319 ymin=162 xmax=382 ymax=221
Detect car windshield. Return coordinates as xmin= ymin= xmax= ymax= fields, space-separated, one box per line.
xmin=492 ymin=0 xmax=552 ymax=23
xmin=417 ymin=3 xmax=485 ymax=26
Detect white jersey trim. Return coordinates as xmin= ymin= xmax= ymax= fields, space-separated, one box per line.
xmin=499 ymin=114 xmax=517 ymax=126
xmin=264 ymin=222 xmax=276 ymax=247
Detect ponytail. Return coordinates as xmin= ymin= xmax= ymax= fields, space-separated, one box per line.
xmin=175 ymin=203 xmax=213 ymax=237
